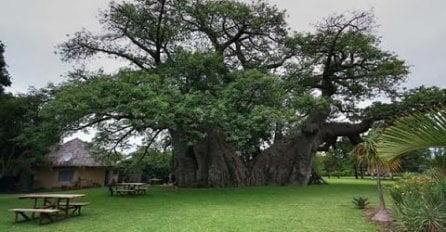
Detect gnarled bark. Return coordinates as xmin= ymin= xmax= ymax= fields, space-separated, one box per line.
xmin=249 ymin=120 xmax=372 ymax=186
xmin=172 ymin=119 xmax=372 ymax=187
xmin=249 ymin=133 xmax=320 ymax=185
xmin=171 ymin=129 xmax=248 ymax=187
xmin=170 ymin=129 xmax=197 ymax=187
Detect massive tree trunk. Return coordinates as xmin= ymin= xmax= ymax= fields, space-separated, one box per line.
xmin=170 ymin=129 xmax=197 ymax=187
xmin=171 ymin=128 xmax=248 ymax=187
xmin=249 ymin=120 xmax=372 ymax=186
xmin=172 ymin=119 xmax=372 ymax=187
xmin=249 ymin=133 xmax=321 ymax=185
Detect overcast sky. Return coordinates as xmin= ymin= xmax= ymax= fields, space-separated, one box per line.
xmin=1 ymin=0 xmax=446 ymax=94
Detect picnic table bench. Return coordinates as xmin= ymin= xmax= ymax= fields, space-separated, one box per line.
xmin=148 ymin=178 xmax=163 ymax=184
xmin=136 ymin=186 xmax=149 ymax=194
xmin=111 ymin=183 xmax=148 ymax=196
xmin=63 ymin=202 xmax=90 ymax=216
xmin=9 ymin=208 xmax=60 ymax=225
xmin=115 ymin=189 xmax=137 ymax=196
xmin=9 ymin=193 xmax=89 ymax=225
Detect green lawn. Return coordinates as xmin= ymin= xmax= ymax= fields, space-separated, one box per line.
xmin=0 ymin=178 xmax=385 ymax=232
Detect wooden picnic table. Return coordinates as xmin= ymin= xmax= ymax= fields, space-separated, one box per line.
xmin=9 ymin=193 xmax=89 ymax=224
xmin=148 ymin=178 xmax=163 ymax=184
xmin=114 ymin=183 xmax=148 ymax=196
xmin=117 ymin=182 xmax=146 ymax=187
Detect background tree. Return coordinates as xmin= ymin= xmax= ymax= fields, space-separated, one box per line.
xmin=432 ymin=148 xmax=446 ymax=175
xmin=399 ymin=149 xmax=431 ymax=173
xmin=0 ymin=90 xmax=60 ymax=191
xmin=119 ymin=148 xmax=173 ymax=182
xmin=0 ymin=41 xmax=12 ymax=93
xmin=319 ymin=139 xmax=358 ymax=178
xmin=0 ymin=42 xmax=60 ymax=190
xmin=366 ymin=86 xmax=446 ymax=123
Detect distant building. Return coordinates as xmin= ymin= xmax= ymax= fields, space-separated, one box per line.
xmin=33 ymin=138 xmax=117 ymax=189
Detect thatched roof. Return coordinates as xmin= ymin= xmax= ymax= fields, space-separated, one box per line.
xmin=47 ymin=138 xmax=113 ymax=167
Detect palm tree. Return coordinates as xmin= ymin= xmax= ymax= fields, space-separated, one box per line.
xmin=377 ymin=107 xmax=446 ymax=174
xmin=376 ymin=108 xmax=446 ymax=231
xmin=351 ymin=128 xmax=400 ymax=222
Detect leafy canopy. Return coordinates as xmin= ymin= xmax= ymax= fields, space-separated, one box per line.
xmin=50 ymin=1 xmax=410 ymax=157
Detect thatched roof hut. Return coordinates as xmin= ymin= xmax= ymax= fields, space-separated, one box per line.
xmin=47 ymin=138 xmax=112 ymax=167
xmin=33 ymin=138 xmax=117 ymax=189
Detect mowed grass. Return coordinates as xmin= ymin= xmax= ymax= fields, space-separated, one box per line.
xmin=0 ymin=178 xmax=384 ymax=232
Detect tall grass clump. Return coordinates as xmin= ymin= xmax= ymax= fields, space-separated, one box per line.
xmin=389 ymin=170 xmax=446 ymax=232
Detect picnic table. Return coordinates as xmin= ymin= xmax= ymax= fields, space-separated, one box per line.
xmin=148 ymin=178 xmax=163 ymax=184
xmin=9 ymin=193 xmax=89 ymax=224
xmin=114 ymin=183 xmax=148 ymax=196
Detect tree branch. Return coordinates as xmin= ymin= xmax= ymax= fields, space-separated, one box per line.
xmin=135 ymin=129 xmax=164 ymax=163
xmin=78 ymin=43 xmax=150 ymax=71
xmin=110 ymin=128 xmax=135 ymax=153
xmin=155 ymin=0 xmax=167 ymax=64
xmin=121 ymin=26 xmax=158 ymax=62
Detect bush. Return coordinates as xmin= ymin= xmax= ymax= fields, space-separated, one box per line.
xmin=141 ymin=151 xmax=173 ymax=180
xmin=352 ymin=196 xmax=369 ymax=209
xmin=389 ymin=170 xmax=446 ymax=232
xmin=119 ymin=150 xmax=173 ymax=182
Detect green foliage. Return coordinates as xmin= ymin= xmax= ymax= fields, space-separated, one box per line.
xmin=0 ymin=41 xmax=11 ymax=93
xmin=120 ymin=149 xmax=173 ymax=180
xmin=219 ymin=69 xmax=288 ymax=156
xmin=352 ymin=127 xmax=397 ymax=171
xmin=288 ymin=11 xmax=408 ymax=119
xmin=352 ymin=196 xmax=369 ymax=209
xmin=389 ymin=171 xmax=446 ymax=232
xmin=313 ymin=154 xmax=325 ymax=175
xmin=399 ymin=86 xmax=446 ymax=112
xmin=374 ymin=106 xmax=446 ymax=229
xmin=399 ymin=149 xmax=432 ymax=173
xmin=43 ymin=70 xmax=174 ymax=150
xmin=432 ymin=149 xmax=446 ymax=174
xmin=176 ymin=0 xmax=289 ymax=68
xmin=0 ymin=91 xmax=59 ymax=177
xmin=351 ymin=127 xmax=400 ymax=214
xmin=352 ymin=126 xmax=408 ymax=174
xmin=0 ymin=46 xmax=59 ymax=179
xmin=53 ymin=0 xmax=412 ymax=168
xmin=55 ymin=1 xmax=291 ymax=158
xmin=319 ymin=139 xmax=356 ymax=177
xmin=48 ymin=51 xmax=288 ymax=158
xmin=59 ymin=0 xmax=179 ymax=67
xmin=141 ymin=151 xmax=172 ymax=179
xmin=365 ymin=86 xmax=446 ymax=122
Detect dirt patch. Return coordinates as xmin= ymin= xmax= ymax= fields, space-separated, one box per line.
xmin=363 ymin=208 xmax=399 ymax=231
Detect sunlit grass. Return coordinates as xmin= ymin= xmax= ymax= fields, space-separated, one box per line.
xmin=0 ymin=178 xmax=384 ymax=232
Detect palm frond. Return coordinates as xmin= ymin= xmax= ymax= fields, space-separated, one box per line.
xmin=377 ymin=107 xmax=446 ymax=162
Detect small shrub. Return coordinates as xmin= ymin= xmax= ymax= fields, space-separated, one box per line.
xmin=352 ymin=196 xmax=369 ymax=209
xmin=389 ymin=170 xmax=446 ymax=232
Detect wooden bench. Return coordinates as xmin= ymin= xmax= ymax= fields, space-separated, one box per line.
xmin=65 ymin=202 xmax=90 ymax=216
xmin=136 ymin=187 xmax=149 ymax=194
xmin=9 ymin=208 xmax=60 ymax=225
xmin=115 ymin=189 xmax=136 ymax=196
